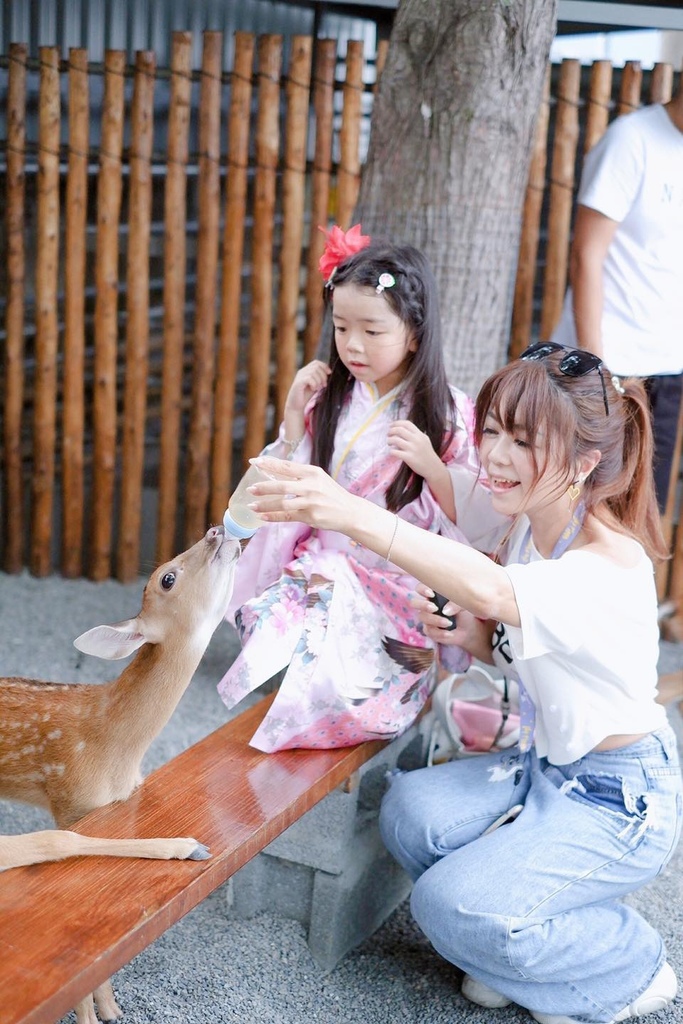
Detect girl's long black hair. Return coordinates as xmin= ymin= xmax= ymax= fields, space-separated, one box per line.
xmin=310 ymin=241 xmax=456 ymax=513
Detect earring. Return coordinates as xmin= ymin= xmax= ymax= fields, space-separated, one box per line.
xmin=567 ymin=480 xmax=582 ymax=507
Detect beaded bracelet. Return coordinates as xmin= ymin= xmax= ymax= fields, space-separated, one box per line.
xmin=283 ymin=434 xmax=304 ymax=455
xmin=385 ymin=515 xmax=399 ymax=563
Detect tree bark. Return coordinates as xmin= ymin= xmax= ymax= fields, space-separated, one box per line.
xmin=355 ymin=0 xmax=557 ymax=396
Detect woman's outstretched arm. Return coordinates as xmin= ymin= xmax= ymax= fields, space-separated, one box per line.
xmin=249 ymin=457 xmax=520 ymax=627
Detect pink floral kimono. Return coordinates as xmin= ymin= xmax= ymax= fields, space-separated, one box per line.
xmin=218 ymin=380 xmax=483 ymax=752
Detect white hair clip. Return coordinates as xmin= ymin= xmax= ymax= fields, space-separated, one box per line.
xmin=611 ymin=375 xmax=625 ymax=395
xmin=376 ymin=272 xmax=396 ymax=294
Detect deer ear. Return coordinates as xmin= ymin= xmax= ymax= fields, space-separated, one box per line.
xmin=73 ymin=619 xmax=147 ymax=661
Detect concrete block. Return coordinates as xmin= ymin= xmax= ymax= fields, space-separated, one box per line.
xmin=307 ymin=821 xmax=412 ymax=970
xmin=265 ymin=783 xmax=360 ymax=874
xmin=264 ymin=723 xmax=427 ymax=874
xmin=229 ymin=724 xmax=426 ymax=967
xmin=228 ymin=852 xmax=314 ymax=925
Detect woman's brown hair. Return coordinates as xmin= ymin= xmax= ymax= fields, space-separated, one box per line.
xmin=474 ymin=353 xmax=668 ymax=563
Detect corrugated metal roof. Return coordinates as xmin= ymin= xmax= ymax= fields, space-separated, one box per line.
xmin=0 ymin=0 xmax=379 ymax=66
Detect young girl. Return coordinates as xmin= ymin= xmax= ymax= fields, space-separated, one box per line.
xmin=217 ymin=227 xmax=485 ymax=752
xmin=246 ymin=344 xmax=681 ymax=1022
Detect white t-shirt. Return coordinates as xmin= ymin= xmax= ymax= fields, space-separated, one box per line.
xmin=552 ymin=104 xmax=683 ymax=376
xmin=491 ymin=517 xmax=667 ymax=765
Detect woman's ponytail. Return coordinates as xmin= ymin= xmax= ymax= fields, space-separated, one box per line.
xmin=605 ymin=380 xmax=669 ymax=563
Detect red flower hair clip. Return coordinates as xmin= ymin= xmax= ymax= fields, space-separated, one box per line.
xmin=318 ymin=223 xmax=371 ymax=284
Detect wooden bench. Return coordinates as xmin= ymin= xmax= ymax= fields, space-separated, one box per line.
xmin=0 ymin=694 xmax=387 ymax=1024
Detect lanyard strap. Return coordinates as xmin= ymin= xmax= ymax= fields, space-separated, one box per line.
xmin=513 ymin=503 xmax=586 ymax=751
xmin=518 ymin=502 xmax=586 ymax=566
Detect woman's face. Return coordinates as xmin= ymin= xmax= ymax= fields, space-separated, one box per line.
xmin=479 ymin=410 xmax=569 ymax=518
xmin=331 ymin=283 xmax=417 ymax=397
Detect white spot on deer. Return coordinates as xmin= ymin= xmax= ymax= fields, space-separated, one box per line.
xmin=46 ymin=729 xmax=62 ymax=741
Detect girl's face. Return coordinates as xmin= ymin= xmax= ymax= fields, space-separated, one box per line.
xmin=479 ymin=411 xmax=569 ymax=519
xmin=331 ymin=283 xmax=417 ymax=397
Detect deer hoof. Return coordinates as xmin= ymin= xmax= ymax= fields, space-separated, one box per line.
xmin=187 ymin=842 xmax=211 ymax=860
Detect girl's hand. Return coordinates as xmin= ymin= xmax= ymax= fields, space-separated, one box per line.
xmin=284 ymin=360 xmax=331 ymax=416
xmin=411 ymin=584 xmax=495 ymax=663
xmin=248 ymin=457 xmax=359 ymax=532
xmin=387 ymin=420 xmax=442 ymax=478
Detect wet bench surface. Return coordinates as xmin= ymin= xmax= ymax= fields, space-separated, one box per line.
xmin=0 ymin=694 xmax=385 ymax=1024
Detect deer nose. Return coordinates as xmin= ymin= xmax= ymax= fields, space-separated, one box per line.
xmin=207 ymin=525 xmax=241 ymax=561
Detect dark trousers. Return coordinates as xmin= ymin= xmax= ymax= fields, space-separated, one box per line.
xmin=645 ymin=373 xmax=683 ymax=513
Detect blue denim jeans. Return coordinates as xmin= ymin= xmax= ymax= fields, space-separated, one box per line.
xmin=379 ymin=726 xmax=682 ymax=1022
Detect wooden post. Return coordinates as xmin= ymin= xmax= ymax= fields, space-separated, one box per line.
xmin=657 ymin=389 xmax=683 ymax=603
xmin=667 ymin=448 xmax=683 ymax=618
xmin=651 ymin=57 xmax=679 ymax=601
xmin=336 ymin=40 xmax=363 ymax=229
xmin=210 ymin=32 xmax=255 ymax=526
xmin=650 ymin=59 xmax=677 ymax=603
xmin=243 ymin=35 xmax=282 ymax=465
xmin=649 ymin=62 xmax=673 ymax=104
xmin=156 ymin=32 xmax=193 ymax=565
xmin=275 ymin=35 xmax=313 ymax=427
xmin=183 ymin=31 xmax=223 ymax=548
xmin=2 ymin=43 xmax=27 ymax=574
xmin=539 ymin=59 xmax=581 ymax=343
xmin=61 ymin=48 xmax=89 ymax=578
xmin=509 ymin=66 xmax=550 ymax=360
xmin=583 ymin=59 xmax=612 ymax=155
xmin=617 ymin=61 xmax=642 ymax=115
xmin=90 ymin=50 xmax=125 ymax=581
xmin=30 ymin=46 xmax=60 ymax=577
xmin=117 ymin=50 xmax=156 ymax=582
xmin=303 ymin=39 xmax=336 ymax=364
xmin=375 ymin=39 xmax=389 ymax=86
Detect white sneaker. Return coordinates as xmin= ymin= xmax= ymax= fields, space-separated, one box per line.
xmin=613 ymin=963 xmax=678 ymax=1022
xmin=461 ymin=974 xmax=512 ymax=1009
xmin=530 ymin=961 xmax=677 ymax=1024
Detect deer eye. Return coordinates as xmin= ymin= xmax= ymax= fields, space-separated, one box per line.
xmin=161 ymin=571 xmax=176 ymax=591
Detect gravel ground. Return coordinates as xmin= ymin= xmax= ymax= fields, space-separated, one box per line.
xmin=1 ymin=569 xmax=683 ymax=1024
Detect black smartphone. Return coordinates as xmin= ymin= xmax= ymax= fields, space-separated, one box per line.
xmin=432 ymin=592 xmax=457 ymax=630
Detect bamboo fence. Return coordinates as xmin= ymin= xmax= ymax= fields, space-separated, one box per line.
xmin=0 ymin=35 xmax=681 ymax=610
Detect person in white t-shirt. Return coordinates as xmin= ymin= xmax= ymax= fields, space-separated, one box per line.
xmin=245 ymin=343 xmax=681 ymax=1024
xmin=552 ymin=89 xmax=683 ymax=512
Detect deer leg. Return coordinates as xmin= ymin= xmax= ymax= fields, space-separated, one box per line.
xmin=74 ymin=993 xmax=100 ymax=1024
xmin=0 ymin=830 xmax=210 ymax=870
xmin=44 ymin=833 xmax=212 ymax=861
xmin=93 ymin=978 xmax=123 ymax=1021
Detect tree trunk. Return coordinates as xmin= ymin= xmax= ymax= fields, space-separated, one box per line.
xmin=355 ymin=0 xmax=557 ymax=396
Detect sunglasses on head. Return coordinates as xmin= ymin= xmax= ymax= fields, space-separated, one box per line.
xmin=520 ymin=342 xmax=609 ymax=416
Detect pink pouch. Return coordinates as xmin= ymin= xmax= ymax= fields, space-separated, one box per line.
xmin=450 ymin=698 xmax=519 ymax=753
xmin=427 ymin=666 xmax=520 ymax=764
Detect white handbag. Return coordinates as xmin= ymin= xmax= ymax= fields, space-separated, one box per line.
xmin=425 ymin=665 xmax=520 ymax=766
